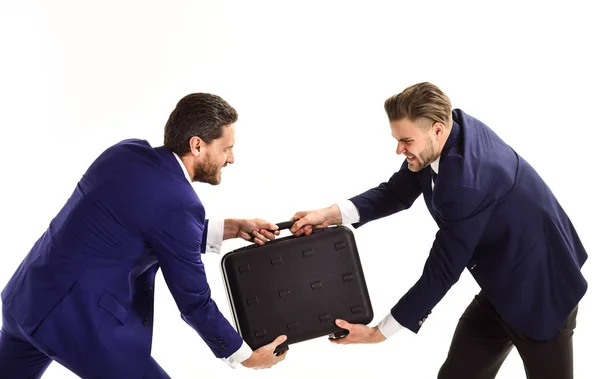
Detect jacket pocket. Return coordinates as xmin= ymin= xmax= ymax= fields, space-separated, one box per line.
xmin=98 ymin=292 xmax=128 ymax=325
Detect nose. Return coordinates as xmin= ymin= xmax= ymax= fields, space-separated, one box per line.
xmin=396 ymin=142 xmax=406 ymax=155
xmin=227 ymin=150 xmax=235 ymax=165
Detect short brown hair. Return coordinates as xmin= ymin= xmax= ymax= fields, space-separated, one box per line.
xmin=164 ymin=93 xmax=238 ymax=155
xmin=384 ymin=82 xmax=452 ymax=127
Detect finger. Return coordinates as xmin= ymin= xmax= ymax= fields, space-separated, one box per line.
xmin=329 ymin=332 xmax=356 ymax=344
xmin=329 ymin=337 xmax=349 ymax=344
xmin=290 ymin=213 xmax=308 ymax=233
xmin=290 ymin=212 xmax=306 ymax=222
xmin=292 ymin=223 xmax=310 ymax=236
xmin=253 ymin=230 xmax=269 ymax=244
xmin=301 ymin=225 xmax=313 ymax=235
xmin=275 ymin=350 xmax=288 ymax=361
xmin=240 ymin=232 xmax=252 ymax=241
xmin=290 ymin=220 xmax=305 ymax=234
xmin=335 ymin=319 xmax=353 ymax=331
xmin=256 ymin=219 xmax=278 ymax=231
xmin=329 ymin=332 xmax=357 ymax=345
xmin=268 ymin=335 xmax=288 ymax=350
xmin=257 ymin=229 xmax=277 ymax=240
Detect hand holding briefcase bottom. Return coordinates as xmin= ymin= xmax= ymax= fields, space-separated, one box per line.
xmin=221 ymin=222 xmax=373 ymax=355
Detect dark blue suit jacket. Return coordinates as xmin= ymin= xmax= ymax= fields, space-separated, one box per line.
xmin=1 ymin=139 xmax=241 ymax=377
xmin=349 ymin=109 xmax=588 ymax=341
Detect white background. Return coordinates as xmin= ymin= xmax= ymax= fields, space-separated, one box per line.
xmin=1 ymin=0 xmax=598 ymax=378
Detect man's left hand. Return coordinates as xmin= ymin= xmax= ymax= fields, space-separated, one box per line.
xmin=329 ymin=319 xmax=386 ymax=345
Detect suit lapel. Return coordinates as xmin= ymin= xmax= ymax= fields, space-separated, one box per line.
xmin=420 ymin=169 xmax=437 ymax=221
xmin=424 ymin=113 xmax=463 ymax=225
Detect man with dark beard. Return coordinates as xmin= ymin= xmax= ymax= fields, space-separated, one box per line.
xmin=289 ymin=82 xmax=587 ymax=379
xmin=0 ymin=93 xmax=287 ymax=378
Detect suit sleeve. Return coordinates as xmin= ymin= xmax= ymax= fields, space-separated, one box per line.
xmin=348 ymin=160 xmax=422 ymax=227
xmin=201 ymin=219 xmax=209 ymax=254
xmin=146 ymin=205 xmax=242 ymax=358
xmin=391 ymin=185 xmax=496 ymax=333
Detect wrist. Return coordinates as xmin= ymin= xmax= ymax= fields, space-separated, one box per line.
xmin=371 ymin=326 xmax=386 ymax=343
xmin=240 ymin=352 xmax=256 ymax=368
xmin=326 ymin=204 xmax=342 ymax=225
xmin=223 ymin=218 xmax=241 ymax=240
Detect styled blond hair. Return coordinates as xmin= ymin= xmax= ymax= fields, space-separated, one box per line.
xmin=384 ymin=82 xmax=452 ymax=127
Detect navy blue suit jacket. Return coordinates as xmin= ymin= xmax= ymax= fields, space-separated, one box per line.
xmin=1 ymin=140 xmax=241 ymax=377
xmin=349 ymin=109 xmax=588 ymax=341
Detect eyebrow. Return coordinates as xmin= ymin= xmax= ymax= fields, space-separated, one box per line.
xmin=397 ymin=137 xmax=413 ymax=143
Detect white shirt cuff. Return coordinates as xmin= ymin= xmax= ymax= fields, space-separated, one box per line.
xmin=206 ymin=219 xmax=224 ymax=254
xmin=221 ymin=341 xmax=253 ymax=369
xmin=377 ymin=312 xmax=405 ymax=339
xmin=337 ymin=200 xmax=360 ymax=224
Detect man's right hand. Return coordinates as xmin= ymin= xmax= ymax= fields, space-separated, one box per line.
xmin=289 ymin=205 xmax=342 ymax=236
xmin=241 ymin=335 xmax=288 ymax=369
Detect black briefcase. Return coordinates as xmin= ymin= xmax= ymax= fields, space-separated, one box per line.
xmin=221 ymin=222 xmax=373 ymax=355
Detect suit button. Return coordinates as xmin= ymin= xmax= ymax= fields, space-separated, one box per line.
xmin=147 ymin=287 xmax=153 ymax=295
xmin=143 ymin=318 xmax=149 ymax=326
xmin=418 ymin=320 xmax=423 ymax=326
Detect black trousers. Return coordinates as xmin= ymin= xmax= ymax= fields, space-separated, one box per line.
xmin=438 ymin=293 xmax=578 ymax=379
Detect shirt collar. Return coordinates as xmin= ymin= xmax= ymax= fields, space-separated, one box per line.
xmin=430 ymin=156 xmax=440 ymax=174
xmin=172 ymin=152 xmax=192 ymax=184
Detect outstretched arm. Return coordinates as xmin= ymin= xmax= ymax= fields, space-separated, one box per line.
xmin=290 ymin=161 xmax=422 ymax=235
xmin=147 ymin=205 xmax=286 ymax=369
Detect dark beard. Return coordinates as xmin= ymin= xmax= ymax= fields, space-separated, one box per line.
xmin=193 ymin=160 xmax=222 ymax=185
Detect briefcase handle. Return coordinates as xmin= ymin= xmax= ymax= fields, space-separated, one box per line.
xmin=274 ymin=221 xmax=295 ymax=230
xmin=270 ymin=221 xmax=329 ymax=235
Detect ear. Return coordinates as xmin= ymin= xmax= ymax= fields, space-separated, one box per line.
xmin=188 ymin=136 xmax=208 ymax=157
xmin=432 ymin=122 xmax=445 ymax=137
